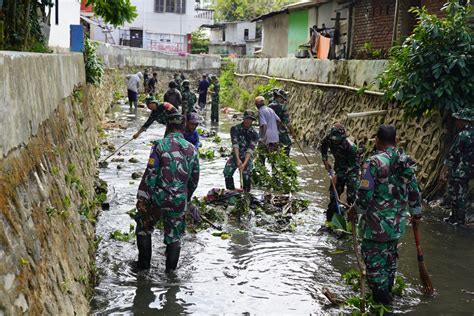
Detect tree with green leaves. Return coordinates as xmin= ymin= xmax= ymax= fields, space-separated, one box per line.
xmin=2 ymin=0 xmax=53 ymax=51
xmin=85 ymin=0 xmax=138 ymax=27
xmin=213 ymin=0 xmax=297 ymax=22
xmin=380 ymin=1 xmax=474 ymax=118
xmin=191 ymin=28 xmax=209 ymax=54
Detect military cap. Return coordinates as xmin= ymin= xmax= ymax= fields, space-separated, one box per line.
xmin=182 ymin=79 xmax=190 ymax=86
xmin=329 ymin=126 xmax=347 ymax=141
xmin=243 ymin=110 xmax=257 ymax=120
xmin=275 ymin=89 xmax=288 ymax=100
xmin=187 ymin=112 xmax=201 ymax=124
xmin=145 ymin=96 xmax=154 ymax=104
xmin=167 ymin=113 xmax=185 ymax=125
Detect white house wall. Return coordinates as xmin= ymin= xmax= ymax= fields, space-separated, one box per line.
xmin=120 ymin=0 xmax=212 ymax=50
xmin=49 ymin=0 xmax=80 ymax=49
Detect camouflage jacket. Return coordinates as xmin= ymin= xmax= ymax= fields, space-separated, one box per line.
xmin=137 ymin=133 xmax=200 ymax=215
xmin=211 ymin=83 xmax=220 ymax=102
xmin=355 ymin=147 xmax=422 ymax=242
xmin=445 ymin=126 xmax=474 ymax=179
xmin=142 ymin=102 xmax=178 ymax=130
xmin=320 ymin=135 xmax=359 ymax=176
xmin=182 ymin=88 xmax=197 ymax=113
xmin=230 ymin=123 xmax=259 ymax=160
xmin=269 ymin=101 xmax=292 ymax=146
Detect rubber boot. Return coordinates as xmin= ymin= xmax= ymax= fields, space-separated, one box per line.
xmin=454 ymin=208 xmax=466 ymax=226
xmin=372 ymin=289 xmax=393 ymax=305
xmin=165 ymin=242 xmax=181 ymax=273
xmin=225 ymin=177 xmax=235 ymax=190
xmin=243 ymin=178 xmax=251 ymax=193
xmin=137 ymin=235 xmax=152 ymax=270
xmin=388 ymin=275 xmax=395 ymax=294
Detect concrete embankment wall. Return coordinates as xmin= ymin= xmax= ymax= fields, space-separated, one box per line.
xmin=0 ymin=52 xmax=101 ymax=314
xmin=0 ymin=47 xmax=221 ymax=314
xmin=234 ymin=58 xmax=448 ymax=192
xmin=96 ymin=43 xmax=221 ymax=73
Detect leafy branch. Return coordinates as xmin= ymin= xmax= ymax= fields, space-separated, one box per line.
xmin=379 ymin=1 xmax=474 ymax=118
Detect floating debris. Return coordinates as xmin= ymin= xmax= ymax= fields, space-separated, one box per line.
xmin=128 ymin=157 xmax=139 ymax=163
xmin=131 ymin=172 xmax=143 ymax=180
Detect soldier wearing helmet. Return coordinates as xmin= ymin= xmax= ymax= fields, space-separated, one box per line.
xmin=441 ymin=108 xmax=474 ymax=226
xmin=319 ymin=123 xmax=360 ymax=222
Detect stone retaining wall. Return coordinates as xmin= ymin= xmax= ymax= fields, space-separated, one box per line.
xmin=234 ymin=58 xmax=450 ymax=192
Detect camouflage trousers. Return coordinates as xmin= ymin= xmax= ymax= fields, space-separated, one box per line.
xmin=327 ymin=171 xmax=359 ymax=221
xmin=361 ymin=239 xmax=398 ymax=292
xmin=135 ymin=207 xmax=186 ymax=246
xmin=279 ymin=131 xmax=292 ymax=156
xmin=211 ymin=99 xmax=219 ymax=122
xmin=448 ymin=177 xmax=469 ymax=222
xmin=223 ymin=156 xmax=253 ymax=191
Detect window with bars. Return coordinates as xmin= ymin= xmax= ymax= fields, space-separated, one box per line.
xmin=155 ymin=0 xmax=186 ymax=14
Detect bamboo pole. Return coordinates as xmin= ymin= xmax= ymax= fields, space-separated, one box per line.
xmin=346 ymin=110 xmax=388 ymax=119
xmin=234 ymin=73 xmax=385 ymax=96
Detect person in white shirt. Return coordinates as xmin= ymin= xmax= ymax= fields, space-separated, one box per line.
xmin=255 ymin=96 xmax=280 ymax=152
xmin=126 ymin=72 xmax=143 ymax=110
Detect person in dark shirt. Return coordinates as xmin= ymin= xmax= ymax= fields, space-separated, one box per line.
xmin=197 ymin=74 xmax=210 ymax=110
xmin=183 ymin=112 xmax=201 ymax=148
xmin=164 ymin=81 xmax=182 ymax=109
xmin=133 ymin=99 xmax=178 ymax=139
xmin=147 ymin=72 xmax=158 ymax=96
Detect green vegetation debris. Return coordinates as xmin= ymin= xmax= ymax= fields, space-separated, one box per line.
xmin=211 ymin=135 xmax=222 ymax=143
xmin=211 ymin=231 xmax=231 ymax=240
xmin=199 ymin=148 xmax=216 ymax=159
xmin=110 ymin=224 xmax=135 ymax=242
xmin=252 ymin=147 xmax=300 ymax=193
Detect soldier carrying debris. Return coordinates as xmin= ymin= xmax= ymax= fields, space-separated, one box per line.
xmin=320 ymin=123 xmax=359 ymax=222
xmin=224 ymin=110 xmax=259 ymax=192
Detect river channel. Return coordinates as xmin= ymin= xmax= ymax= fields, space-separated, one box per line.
xmin=91 ymin=103 xmax=474 ymax=315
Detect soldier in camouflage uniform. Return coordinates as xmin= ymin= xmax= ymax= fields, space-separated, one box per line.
xmin=347 ymin=125 xmax=422 ymax=305
xmin=181 ymin=80 xmax=197 ymax=116
xmin=173 ymin=73 xmax=183 ymax=93
xmin=135 ymin=114 xmax=200 ymax=272
xmin=224 ymin=110 xmax=259 ymax=192
xmin=269 ymin=89 xmax=293 ymax=156
xmin=442 ymin=108 xmax=474 ymax=226
xmin=133 ymin=99 xmax=178 ymax=139
xmin=320 ymin=123 xmax=359 ymax=222
xmin=210 ymin=75 xmax=220 ymax=123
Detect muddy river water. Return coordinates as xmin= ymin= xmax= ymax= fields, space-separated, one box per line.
xmin=91 ymin=104 xmax=474 ymax=315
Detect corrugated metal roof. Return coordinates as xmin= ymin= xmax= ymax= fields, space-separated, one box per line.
xmin=251 ymin=0 xmax=329 ymax=22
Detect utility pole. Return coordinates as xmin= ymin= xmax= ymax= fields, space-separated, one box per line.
xmin=392 ymin=0 xmax=400 ymax=45
xmin=180 ymin=1 xmax=183 ymax=52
